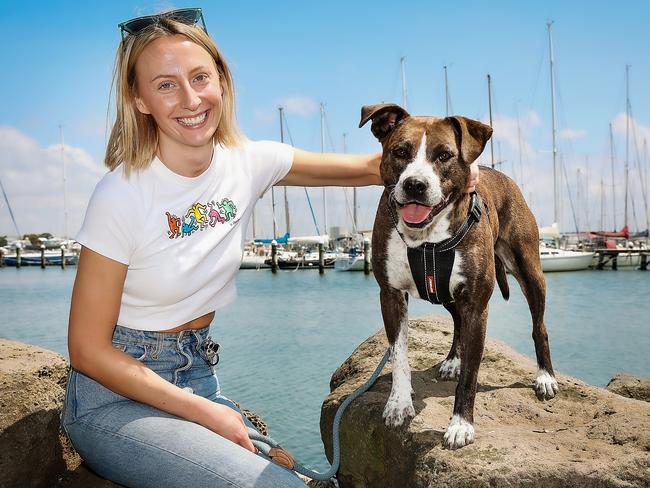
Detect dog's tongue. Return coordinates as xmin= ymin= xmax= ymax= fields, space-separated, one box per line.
xmin=399 ymin=203 xmax=433 ymax=224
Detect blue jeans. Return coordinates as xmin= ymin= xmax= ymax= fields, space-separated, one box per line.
xmin=61 ymin=325 xmax=307 ymax=488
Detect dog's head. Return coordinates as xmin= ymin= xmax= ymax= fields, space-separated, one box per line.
xmin=360 ymin=103 xmax=492 ymax=231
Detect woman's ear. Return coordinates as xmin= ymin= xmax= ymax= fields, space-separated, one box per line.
xmin=134 ymin=95 xmax=151 ymax=115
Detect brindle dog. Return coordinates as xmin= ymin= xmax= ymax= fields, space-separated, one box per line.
xmin=360 ymin=103 xmax=558 ymax=449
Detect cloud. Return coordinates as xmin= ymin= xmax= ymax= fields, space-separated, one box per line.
xmin=559 ymin=128 xmax=587 ymax=140
xmin=254 ymin=96 xmax=319 ymax=126
xmin=611 ymin=112 xmax=650 ymax=145
xmin=0 ymin=126 xmax=105 ymax=237
xmin=277 ymin=96 xmax=319 ymax=117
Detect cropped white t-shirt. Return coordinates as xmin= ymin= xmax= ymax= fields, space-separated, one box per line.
xmin=76 ymin=140 xmax=294 ymax=331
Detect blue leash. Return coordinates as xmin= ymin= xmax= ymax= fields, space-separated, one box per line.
xmin=247 ymin=347 xmax=391 ymax=482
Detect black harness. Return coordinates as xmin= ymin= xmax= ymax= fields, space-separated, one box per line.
xmin=394 ymin=192 xmax=485 ymax=305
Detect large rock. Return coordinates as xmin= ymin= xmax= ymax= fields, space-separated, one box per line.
xmin=0 ymin=339 xmax=74 ymax=487
xmin=607 ymin=374 xmax=650 ymax=403
xmin=320 ymin=316 xmax=650 ymax=488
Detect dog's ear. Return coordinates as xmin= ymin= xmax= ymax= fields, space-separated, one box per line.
xmin=359 ymin=103 xmax=410 ymax=142
xmin=447 ymin=116 xmax=493 ymax=164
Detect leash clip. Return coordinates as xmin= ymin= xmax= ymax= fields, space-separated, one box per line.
xmin=200 ymin=336 xmax=220 ymax=366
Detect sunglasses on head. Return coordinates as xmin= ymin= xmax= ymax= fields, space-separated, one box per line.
xmin=118 ymin=8 xmax=208 ymax=41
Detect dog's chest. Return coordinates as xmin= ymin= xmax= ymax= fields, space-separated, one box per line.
xmin=384 ymin=227 xmax=466 ymax=301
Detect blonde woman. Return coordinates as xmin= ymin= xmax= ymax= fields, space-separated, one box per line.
xmin=62 ymin=9 xmax=478 ymax=487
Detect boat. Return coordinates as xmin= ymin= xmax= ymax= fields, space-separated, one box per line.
xmin=240 ymin=247 xmax=271 ymax=269
xmin=334 ymin=253 xmax=371 ymax=272
xmin=3 ymin=249 xmax=79 ymax=266
xmin=539 ymin=244 xmax=593 ymax=272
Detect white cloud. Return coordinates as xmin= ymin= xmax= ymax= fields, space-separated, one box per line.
xmin=277 ymin=96 xmax=319 ymax=117
xmin=559 ymin=128 xmax=587 ymax=140
xmin=0 ymin=126 xmax=105 ymax=238
xmin=611 ymin=112 xmax=650 ymax=145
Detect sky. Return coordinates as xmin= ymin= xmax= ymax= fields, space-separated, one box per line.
xmin=1 ymin=0 xmax=649 ymax=239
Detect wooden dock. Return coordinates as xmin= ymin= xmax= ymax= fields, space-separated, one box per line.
xmin=593 ymin=249 xmax=648 ymax=270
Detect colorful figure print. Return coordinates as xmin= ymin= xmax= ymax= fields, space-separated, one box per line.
xmin=187 ymin=203 xmax=208 ymax=230
xmin=165 ymin=212 xmax=181 ymax=239
xmin=207 ymin=201 xmax=226 ymax=226
xmin=166 ymin=197 xmax=238 ymax=239
xmin=181 ymin=214 xmax=199 ymax=237
xmin=217 ymin=198 xmax=237 ymax=221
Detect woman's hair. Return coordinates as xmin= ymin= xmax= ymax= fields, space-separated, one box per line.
xmin=105 ymin=18 xmax=242 ymax=174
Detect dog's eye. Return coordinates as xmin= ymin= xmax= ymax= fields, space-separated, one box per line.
xmin=393 ymin=147 xmax=409 ymax=159
xmin=438 ymin=151 xmax=452 ymax=162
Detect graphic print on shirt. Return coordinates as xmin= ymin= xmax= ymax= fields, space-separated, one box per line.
xmin=165 ymin=212 xmax=181 ymax=239
xmin=166 ymin=198 xmax=238 ymax=239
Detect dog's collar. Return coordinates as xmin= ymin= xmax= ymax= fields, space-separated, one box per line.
xmin=394 ymin=192 xmax=486 ymax=305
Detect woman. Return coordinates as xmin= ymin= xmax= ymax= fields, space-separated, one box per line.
xmin=62 ymin=9 xmax=478 ymax=488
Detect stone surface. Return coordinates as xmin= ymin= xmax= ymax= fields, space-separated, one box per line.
xmin=320 ymin=316 xmax=650 ymax=488
xmin=607 ymin=373 xmax=650 ymax=403
xmin=0 ymin=339 xmax=73 ymax=488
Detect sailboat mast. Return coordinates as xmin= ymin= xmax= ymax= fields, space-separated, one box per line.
xmin=343 ymin=132 xmax=357 ymax=231
xmin=444 ymin=65 xmax=450 ymax=116
xmin=516 ymin=105 xmax=523 ymax=190
xmin=487 ymin=74 xmax=495 ymax=169
xmin=609 ymin=123 xmax=617 ymax=230
xmin=59 ymin=125 xmax=68 ymax=239
xmin=279 ymin=107 xmax=290 ymax=236
xmin=320 ymin=103 xmax=327 ymax=234
xmin=585 ymin=155 xmax=589 ymax=231
xmin=600 ymin=177 xmax=605 ymax=231
xmin=624 ymin=64 xmax=630 ymax=230
xmin=547 ymin=22 xmax=559 ymax=225
xmin=400 ymin=57 xmax=408 ymax=109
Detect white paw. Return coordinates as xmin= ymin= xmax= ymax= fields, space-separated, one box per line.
xmin=443 ymin=415 xmax=475 ymax=449
xmin=383 ymin=395 xmax=415 ymax=427
xmin=438 ymin=357 xmax=461 ymax=380
xmin=534 ymin=370 xmax=559 ymax=400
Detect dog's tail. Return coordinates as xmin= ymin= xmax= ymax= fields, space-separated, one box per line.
xmin=495 ymin=255 xmax=510 ymax=301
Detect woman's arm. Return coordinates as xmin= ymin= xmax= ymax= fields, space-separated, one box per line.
xmin=278 ymin=148 xmax=479 ymax=191
xmin=68 ymin=247 xmax=255 ymax=452
xmin=278 ymin=149 xmax=382 ymax=187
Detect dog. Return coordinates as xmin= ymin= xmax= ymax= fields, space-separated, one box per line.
xmin=359 ymin=103 xmax=558 ymax=450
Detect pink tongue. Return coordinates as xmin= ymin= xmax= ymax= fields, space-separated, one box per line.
xmin=399 ymin=203 xmax=433 ymax=224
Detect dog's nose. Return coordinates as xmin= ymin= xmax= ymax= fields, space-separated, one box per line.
xmin=403 ymin=177 xmax=428 ymax=196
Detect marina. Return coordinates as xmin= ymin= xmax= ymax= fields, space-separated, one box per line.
xmin=0 ymin=265 xmax=647 ymax=472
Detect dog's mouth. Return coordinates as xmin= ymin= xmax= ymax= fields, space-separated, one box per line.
xmin=396 ymin=195 xmax=452 ymax=228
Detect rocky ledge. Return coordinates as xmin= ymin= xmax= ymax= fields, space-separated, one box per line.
xmin=320 ymin=316 xmax=650 ymax=488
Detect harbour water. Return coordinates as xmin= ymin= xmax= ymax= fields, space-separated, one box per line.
xmin=0 ymin=266 xmax=648 ymax=471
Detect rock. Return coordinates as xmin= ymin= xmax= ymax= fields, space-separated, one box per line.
xmin=320 ymin=316 xmax=650 ymax=488
xmin=0 ymin=339 xmax=73 ymax=488
xmin=606 ymin=373 xmax=650 ymax=403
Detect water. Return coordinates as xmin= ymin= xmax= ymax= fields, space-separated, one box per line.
xmin=0 ymin=266 xmax=648 ymax=471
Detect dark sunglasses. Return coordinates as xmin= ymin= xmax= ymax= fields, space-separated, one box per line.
xmin=118 ymin=8 xmax=208 ymax=41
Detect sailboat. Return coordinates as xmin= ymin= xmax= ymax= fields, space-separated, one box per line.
xmin=538 ymin=22 xmax=593 ymax=272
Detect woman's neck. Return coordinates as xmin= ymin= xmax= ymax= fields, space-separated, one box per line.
xmin=157 ymin=138 xmax=214 ymax=178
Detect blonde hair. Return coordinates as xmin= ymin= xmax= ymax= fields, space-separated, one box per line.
xmin=105 ymin=18 xmax=242 ymax=174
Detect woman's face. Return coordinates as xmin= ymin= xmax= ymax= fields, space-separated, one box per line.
xmin=133 ymin=34 xmax=223 ymax=155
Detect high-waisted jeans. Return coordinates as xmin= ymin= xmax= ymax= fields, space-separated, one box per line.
xmin=61 ymin=325 xmax=307 ymax=488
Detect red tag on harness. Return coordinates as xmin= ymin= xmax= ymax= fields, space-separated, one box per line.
xmin=426 ymin=275 xmax=436 ymax=294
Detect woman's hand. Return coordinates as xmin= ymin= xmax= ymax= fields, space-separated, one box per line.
xmin=192 ymin=397 xmax=256 ymax=453
xmin=464 ymin=162 xmax=479 ymax=193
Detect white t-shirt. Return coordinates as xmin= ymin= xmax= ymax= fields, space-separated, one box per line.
xmin=76 ymin=140 xmax=294 ymax=331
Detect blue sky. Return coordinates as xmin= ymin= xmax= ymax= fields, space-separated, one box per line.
xmin=1 ymin=0 xmax=649 ymax=238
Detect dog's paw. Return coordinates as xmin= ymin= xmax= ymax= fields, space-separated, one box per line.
xmin=438 ymin=357 xmax=461 ymax=381
xmin=533 ymin=370 xmax=559 ymax=400
xmin=383 ymin=396 xmax=415 ymax=427
xmin=443 ymin=415 xmax=475 ymax=449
